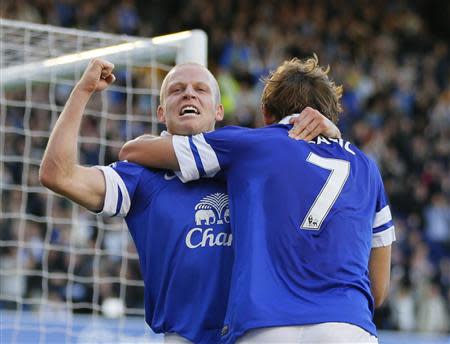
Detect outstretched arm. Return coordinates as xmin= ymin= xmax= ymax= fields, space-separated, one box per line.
xmin=39 ymin=58 xmax=116 ymax=212
xmin=120 ymin=107 xmax=340 ymax=169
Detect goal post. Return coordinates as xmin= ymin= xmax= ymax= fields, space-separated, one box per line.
xmin=0 ymin=19 xmax=207 ymax=343
xmin=0 ymin=19 xmax=207 ymax=87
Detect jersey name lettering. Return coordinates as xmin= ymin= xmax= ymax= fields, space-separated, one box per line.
xmin=309 ymin=136 xmax=356 ymax=155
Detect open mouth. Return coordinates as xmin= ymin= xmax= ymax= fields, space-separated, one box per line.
xmin=179 ymin=105 xmax=200 ymax=116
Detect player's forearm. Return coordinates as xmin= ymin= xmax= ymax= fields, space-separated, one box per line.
xmin=369 ymin=245 xmax=392 ymax=308
xmin=40 ymin=86 xmax=92 ymax=188
xmin=119 ymin=137 xmax=180 ymax=171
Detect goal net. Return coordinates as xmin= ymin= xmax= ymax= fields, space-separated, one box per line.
xmin=0 ymin=19 xmax=207 ymax=343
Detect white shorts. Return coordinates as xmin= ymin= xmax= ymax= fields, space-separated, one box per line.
xmin=236 ymin=322 xmax=378 ymax=343
xmin=163 ymin=333 xmax=193 ymax=343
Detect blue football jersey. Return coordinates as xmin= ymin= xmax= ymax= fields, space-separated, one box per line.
xmin=95 ymin=161 xmax=233 ymax=343
xmin=172 ymin=123 xmax=396 ymax=343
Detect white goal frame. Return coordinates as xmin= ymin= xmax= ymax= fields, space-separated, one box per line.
xmin=0 ymin=18 xmax=207 ymax=86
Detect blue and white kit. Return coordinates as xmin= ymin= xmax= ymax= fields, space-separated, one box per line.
xmin=96 ymin=161 xmax=233 ymax=344
xmin=172 ymin=121 xmax=396 ymax=343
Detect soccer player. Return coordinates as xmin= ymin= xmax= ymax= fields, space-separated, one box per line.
xmin=39 ymin=58 xmax=340 ymax=343
xmin=119 ymin=56 xmax=395 ymax=343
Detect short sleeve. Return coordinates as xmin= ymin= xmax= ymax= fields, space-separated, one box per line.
xmin=172 ymin=126 xmax=243 ymax=183
xmin=371 ymin=167 xmax=396 ymax=248
xmin=94 ymin=161 xmax=145 ymax=217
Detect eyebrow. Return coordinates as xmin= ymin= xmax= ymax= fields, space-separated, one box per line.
xmin=168 ymin=81 xmax=211 ymax=90
xmin=168 ymin=82 xmax=184 ymax=88
xmin=195 ymin=82 xmax=211 ymax=89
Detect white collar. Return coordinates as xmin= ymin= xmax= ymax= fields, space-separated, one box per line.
xmin=278 ymin=113 xmax=301 ymax=124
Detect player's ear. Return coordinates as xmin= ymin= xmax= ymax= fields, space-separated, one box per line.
xmin=262 ymin=104 xmax=276 ymax=125
xmin=157 ymin=105 xmax=166 ymax=124
xmin=215 ymin=103 xmax=225 ymax=122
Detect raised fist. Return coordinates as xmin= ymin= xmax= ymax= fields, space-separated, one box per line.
xmin=76 ymin=58 xmax=116 ymax=94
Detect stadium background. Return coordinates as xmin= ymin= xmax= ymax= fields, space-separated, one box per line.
xmin=1 ymin=0 xmax=449 ymax=342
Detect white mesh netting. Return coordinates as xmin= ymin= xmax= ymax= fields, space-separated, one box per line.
xmin=0 ymin=19 xmax=205 ymax=343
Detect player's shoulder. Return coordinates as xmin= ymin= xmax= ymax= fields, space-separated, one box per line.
xmin=335 ymin=141 xmax=382 ymax=176
xmin=109 ymin=160 xmax=162 ymax=180
xmin=211 ymin=125 xmax=253 ymax=136
xmin=110 ymin=160 xmax=146 ymax=172
xmin=109 ymin=161 xmax=176 ymax=199
xmin=310 ymin=136 xmax=373 ymax=162
xmin=211 ymin=124 xmax=284 ymax=136
xmin=258 ymin=123 xmax=290 ymax=133
xmin=229 ymin=125 xmax=287 ymax=143
xmin=363 ymin=154 xmax=383 ymax=178
xmin=344 ymin=143 xmax=378 ymax=168
xmin=202 ymin=125 xmax=256 ymax=145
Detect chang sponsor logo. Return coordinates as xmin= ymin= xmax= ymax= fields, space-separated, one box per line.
xmin=186 ymin=228 xmax=232 ymax=248
xmin=186 ymin=193 xmax=232 ymax=249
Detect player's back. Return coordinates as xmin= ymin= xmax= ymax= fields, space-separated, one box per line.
xmin=213 ymin=125 xmax=387 ymax=342
xmin=172 ymin=124 xmax=394 ymax=343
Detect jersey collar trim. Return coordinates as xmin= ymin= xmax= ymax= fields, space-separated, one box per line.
xmin=279 ymin=113 xmax=301 ymax=124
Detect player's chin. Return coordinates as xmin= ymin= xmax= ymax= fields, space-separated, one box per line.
xmin=175 ymin=120 xmax=203 ymax=136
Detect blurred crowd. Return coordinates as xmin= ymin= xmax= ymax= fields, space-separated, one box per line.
xmin=1 ymin=0 xmax=449 ymax=334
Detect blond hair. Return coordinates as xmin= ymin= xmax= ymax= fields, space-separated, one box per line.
xmin=261 ymin=55 xmax=343 ymax=123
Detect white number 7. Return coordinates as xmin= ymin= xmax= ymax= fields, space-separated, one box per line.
xmin=301 ymin=153 xmax=350 ymax=230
